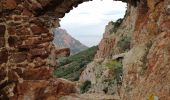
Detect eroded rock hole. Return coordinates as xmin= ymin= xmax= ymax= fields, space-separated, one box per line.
xmin=53 ymin=0 xmax=127 ymax=96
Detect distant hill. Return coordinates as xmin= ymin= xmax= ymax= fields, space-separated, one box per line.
xmin=53 ymin=28 xmax=88 ymax=55
xmin=54 ymin=46 xmax=98 ymax=81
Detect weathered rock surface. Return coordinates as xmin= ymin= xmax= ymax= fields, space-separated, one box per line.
xmin=59 ymin=93 xmax=120 ymax=100
xmin=12 ymin=78 xmax=76 ymax=100
xmin=0 ymin=0 xmax=78 ymax=99
xmin=79 ymin=21 xmax=125 ymax=96
xmin=80 ymin=0 xmax=170 ymax=100
xmin=95 ymin=21 xmax=116 ymax=59
xmin=120 ymin=0 xmax=170 ymax=99
xmin=79 ymin=60 xmax=121 ymax=96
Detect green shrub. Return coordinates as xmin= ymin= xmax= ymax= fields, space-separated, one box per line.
xmin=80 ymin=80 xmax=91 ymax=93
xmin=105 ymin=60 xmax=123 ymax=85
xmin=109 ymin=18 xmax=123 ymax=33
xmin=106 ymin=60 xmax=122 ymax=70
xmin=117 ymin=35 xmax=131 ymax=51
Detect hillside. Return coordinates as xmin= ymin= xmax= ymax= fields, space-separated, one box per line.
xmin=54 ymin=46 xmax=98 ymax=81
xmin=53 ymin=28 xmax=88 ymax=55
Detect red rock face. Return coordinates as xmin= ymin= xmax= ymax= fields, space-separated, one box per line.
xmin=81 ymin=0 xmax=170 ymax=99
xmin=95 ymin=22 xmax=116 ymax=59
xmin=11 ymin=79 xmax=75 ymax=100
xmin=121 ymin=0 xmax=170 ymax=99
xmin=95 ymin=38 xmax=115 ymax=59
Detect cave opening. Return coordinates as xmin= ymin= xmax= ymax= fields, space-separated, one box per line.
xmin=53 ymin=0 xmax=127 ymax=82
xmin=53 ymin=0 xmax=127 ymax=55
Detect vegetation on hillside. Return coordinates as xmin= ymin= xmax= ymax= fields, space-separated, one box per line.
xmin=117 ymin=35 xmax=131 ymax=52
xmin=109 ymin=18 xmax=123 ymax=33
xmin=80 ymin=80 xmax=91 ymax=93
xmin=105 ymin=60 xmax=123 ymax=85
xmin=54 ymin=46 xmax=98 ymax=81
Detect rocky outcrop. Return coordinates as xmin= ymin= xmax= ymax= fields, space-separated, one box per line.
xmin=95 ymin=18 xmax=131 ymax=59
xmin=12 ymin=78 xmax=76 ymax=100
xmin=79 ymin=19 xmax=126 ymax=97
xmin=121 ymin=0 xmax=170 ymax=99
xmin=95 ymin=21 xmax=116 ymax=59
xmin=79 ymin=60 xmax=121 ymax=96
xmin=80 ymin=0 xmax=170 ymax=100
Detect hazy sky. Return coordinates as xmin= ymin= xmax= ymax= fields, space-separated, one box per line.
xmin=60 ymin=0 xmax=127 ymax=47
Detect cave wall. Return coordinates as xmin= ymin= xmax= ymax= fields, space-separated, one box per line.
xmin=0 ymin=0 xmax=88 ymax=99
xmin=0 ymin=0 xmax=169 ymax=99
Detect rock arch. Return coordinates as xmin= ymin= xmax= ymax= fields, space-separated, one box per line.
xmin=0 ymin=0 xmax=169 ymax=99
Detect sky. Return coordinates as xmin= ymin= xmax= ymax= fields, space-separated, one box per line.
xmin=59 ymin=0 xmax=127 ymax=47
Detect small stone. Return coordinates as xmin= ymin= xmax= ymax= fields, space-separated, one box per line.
xmin=3 ymin=0 xmax=17 ymax=10
xmin=18 ymin=78 xmax=24 ymax=83
xmin=8 ymin=36 xmax=18 ymax=47
xmin=0 ymin=48 xmax=8 ymax=64
xmin=14 ymin=16 xmax=21 ymax=21
xmin=11 ymin=52 xmax=27 ymax=63
xmin=30 ymin=48 xmax=48 ymax=58
xmin=22 ymin=9 xmax=33 ymax=17
xmin=31 ymin=25 xmax=48 ymax=35
xmin=0 ymin=25 xmax=6 ymax=37
xmin=17 ymin=27 xmax=30 ymax=35
xmin=8 ymin=27 xmax=16 ymax=35
xmin=0 ymin=37 xmax=5 ymax=47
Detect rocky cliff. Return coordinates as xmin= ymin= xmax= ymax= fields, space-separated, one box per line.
xmin=0 ymin=0 xmax=169 ymax=99
xmin=121 ymin=1 xmax=170 ymax=99
xmin=80 ymin=0 xmax=170 ymax=100
xmin=79 ymin=19 xmax=125 ymax=96
xmin=53 ymin=28 xmax=88 ymax=55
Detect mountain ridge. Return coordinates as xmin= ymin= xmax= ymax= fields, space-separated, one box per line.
xmin=53 ymin=28 xmax=88 ymax=55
